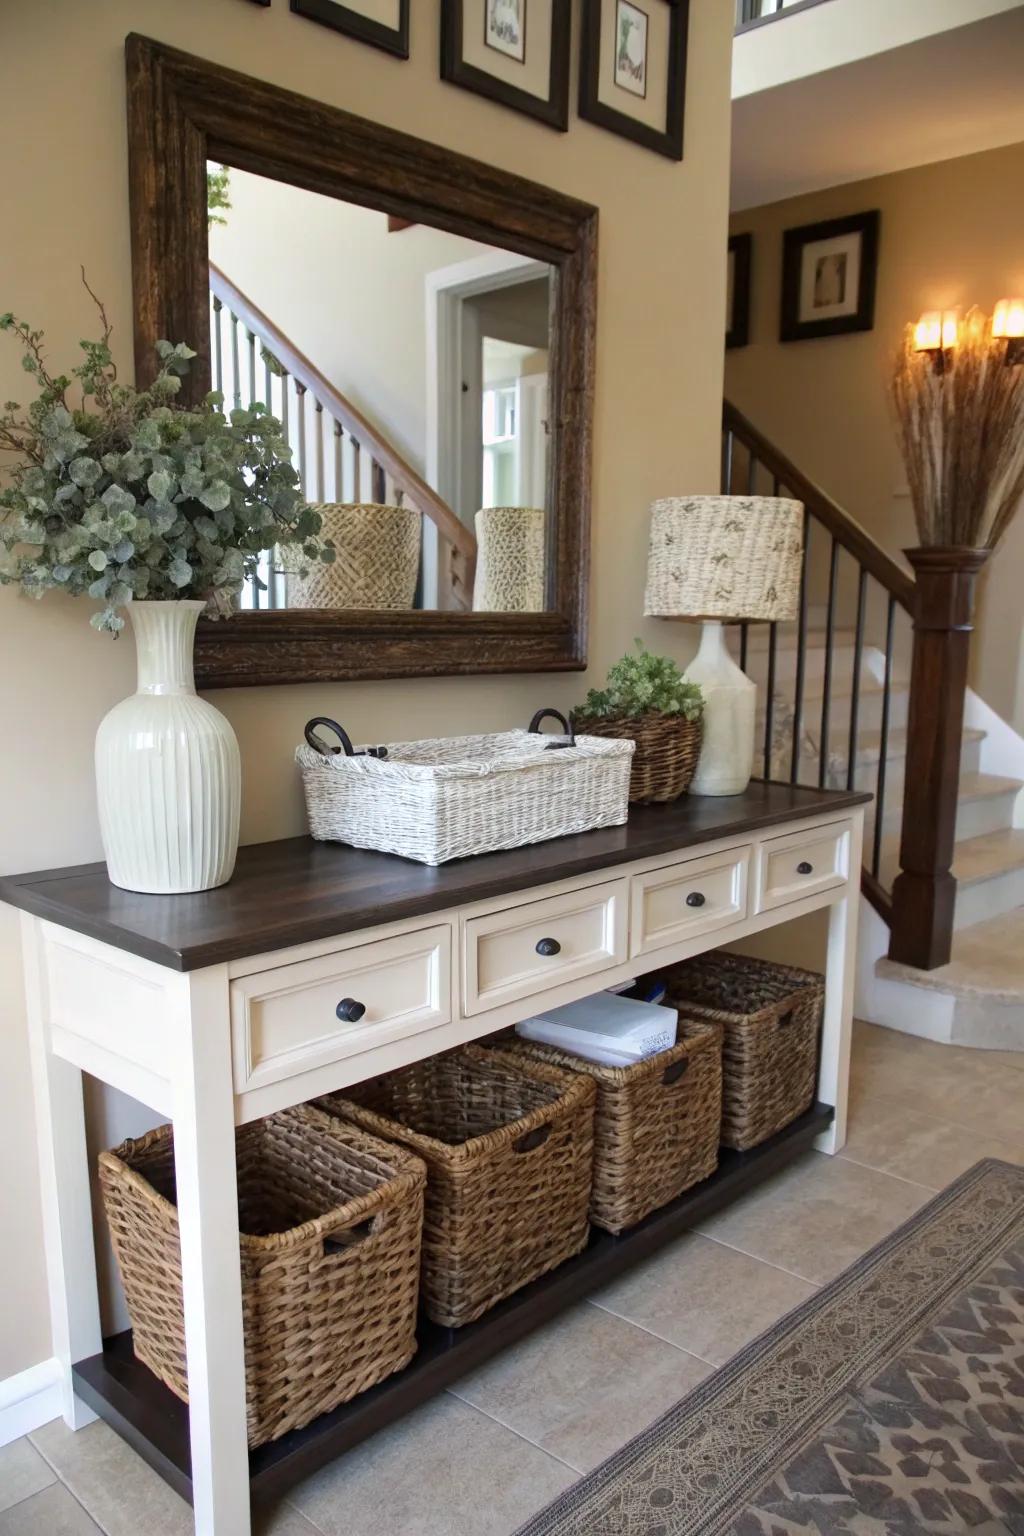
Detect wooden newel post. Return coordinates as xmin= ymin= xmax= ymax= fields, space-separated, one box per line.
xmin=888 ymin=545 xmax=990 ymax=970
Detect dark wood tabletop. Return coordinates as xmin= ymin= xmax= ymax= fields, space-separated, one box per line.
xmin=0 ymin=782 xmax=870 ymax=972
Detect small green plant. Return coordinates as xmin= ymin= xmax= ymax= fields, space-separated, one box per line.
xmin=578 ymin=640 xmax=703 ymax=721
xmin=0 ymin=282 xmax=333 ymax=632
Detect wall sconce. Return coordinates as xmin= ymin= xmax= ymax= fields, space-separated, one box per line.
xmin=914 ymin=309 xmax=959 ymax=371
xmin=993 ymin=297 xmax=1024 ymax=366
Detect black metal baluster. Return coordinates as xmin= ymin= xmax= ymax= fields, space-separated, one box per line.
xmin=747 ymin=451 xmax=758 ymax=495
xmin=818 ymin=536 xmax=839 ymax=788
xmin=739 ymin=622 xmax=749 ymax=674
xmin=790 ymin=507 xmax=810 ymax=783
xmin=763 ymin=621 xmax=778 ymax=781
xmin=872 ymin=596 xmax=897 ymax=882
xmin=846 ymin=566 xmax=867 ymax=791
xmin=721 ymin=428 xmax=734 ymax=494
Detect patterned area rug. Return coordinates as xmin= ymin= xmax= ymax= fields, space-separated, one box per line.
xmin=517 ymin=1158 xmax=1024 ymax=1536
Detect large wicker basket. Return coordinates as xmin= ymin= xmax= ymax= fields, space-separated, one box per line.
xmin=322 ymin=1045 xmax=595 ymax=1328
xmin=507 ymin=1019 xmax=723 ymax=1234
xmin=98 ymin=1105 xmax=426 ymax=1447
xmin=287 ymin=502 xmax=421 ymax=610
xmin=570 ymin=711 xmax=702 ymax=803
xmin=661 ymin=951 xmax=823 ymax=1151
xmin=297 ymin=710 xmax=633 ymax=865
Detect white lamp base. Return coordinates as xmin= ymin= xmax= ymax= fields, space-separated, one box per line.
xmin=684 ymin=621 xmax=756 ymax=797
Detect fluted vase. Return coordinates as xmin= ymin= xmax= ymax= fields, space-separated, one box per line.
xmin=95 ymin=601 xmax=241 ymax=894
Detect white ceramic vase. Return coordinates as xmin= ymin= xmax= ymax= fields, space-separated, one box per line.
xmin=95 ymin=601 xmax=241 ymax=894
xmin=684 ymin=621 xmax=756 ymax=797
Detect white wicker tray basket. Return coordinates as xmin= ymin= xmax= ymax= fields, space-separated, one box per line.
xmin=297 ymin=711 xmax=634 ymax=866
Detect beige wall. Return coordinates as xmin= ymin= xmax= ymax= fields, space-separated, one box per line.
xmin=725 ymin=140 xmax=1024 ymax=728
xmin=0 ymin=0 xmax=733 ymax=1377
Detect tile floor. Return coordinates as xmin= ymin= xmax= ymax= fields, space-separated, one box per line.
xmin=2 ymin=1021 xmax=1022 ymax=1536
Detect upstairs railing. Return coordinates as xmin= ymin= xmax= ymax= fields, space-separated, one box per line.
xmin=722 ymin=400 xmax=973 ymax=973
xmin=208 ymin=263 xmax=476 ymax=611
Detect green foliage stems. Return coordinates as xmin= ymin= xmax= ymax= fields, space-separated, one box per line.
xmin=0 ymin=280 xmax=333 ymax=633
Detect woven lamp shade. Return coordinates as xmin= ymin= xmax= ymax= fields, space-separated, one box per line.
xmin=644 ymin=496 xmax=804 ymax=622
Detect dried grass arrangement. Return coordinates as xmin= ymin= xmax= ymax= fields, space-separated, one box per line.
xmin=891 ymin=309 xmax=1024 ymax=549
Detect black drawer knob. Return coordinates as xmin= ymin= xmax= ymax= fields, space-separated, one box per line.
xmin=336 ymin=997 xmax=366 ymax=1023
xmin=535 ymin=937 xmax=562 ymax=957
xmin=797 ymin=861 xmax=814 ymax=875
xmin=686 ymin=892 xmax=706 ymax=908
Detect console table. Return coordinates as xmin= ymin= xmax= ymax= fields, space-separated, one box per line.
xmin=1 ymin=781 xmax=868 ymax=1536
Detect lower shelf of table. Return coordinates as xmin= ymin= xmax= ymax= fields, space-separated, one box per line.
xmin=73 ymin=1100 xmax=833 ymax=1505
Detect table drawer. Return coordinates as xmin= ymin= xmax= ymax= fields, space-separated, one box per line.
xmin=463 ymin=878 xmax=628 ymax=1016
xmin=230 ymin=924 xmax=452 ymax=1094
xmin=631 ymin=845 xmax=750 ymax=959
xmin=756 ymin=820 xmax=851 ymax=913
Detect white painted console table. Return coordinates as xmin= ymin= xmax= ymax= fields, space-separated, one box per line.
xmin=1 ymin=781 xmax=868 ymax=1536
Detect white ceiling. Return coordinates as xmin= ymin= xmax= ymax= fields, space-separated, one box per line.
xmin=731 ymin=8 xmax=1024 ymax=210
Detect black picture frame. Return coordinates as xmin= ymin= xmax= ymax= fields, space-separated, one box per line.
xmin=441 ymin=0 xmax=572 ymax=131
xmin=290 ymin=0 xmax=410 ymax=58
xmin=579 ymin=0 xmax=689 ymax=161
xmin=726 ymin=232 xmax=752 ymax=350
xmin=780 ymin=210 xmax=881 ymax=343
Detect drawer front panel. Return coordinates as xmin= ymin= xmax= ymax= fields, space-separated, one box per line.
xmin=756 ymin=820 xmax=851 ymax=913
xmin=231 ymin=925 xmax=452 ymax=1093
xmin=464 ymin=878 xmax=628 ymax=1016
xmin=631 ymin=845 xmax=750 ymax=959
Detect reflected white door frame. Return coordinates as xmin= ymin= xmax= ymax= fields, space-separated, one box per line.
xmin=424 ymin=251 xmax=549 ymax=609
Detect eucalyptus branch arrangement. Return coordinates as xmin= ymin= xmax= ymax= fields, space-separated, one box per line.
xmin=891 ymin=308 xmax=1024 ymax=549
xmin=0 ymin=280 xmax=333 ymax=632
xmin=577 ymin=640 xmax=704 ymax=721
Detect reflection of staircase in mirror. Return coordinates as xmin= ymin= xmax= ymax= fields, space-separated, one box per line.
xmin=724 ymin=403 xmax=1024 ymax=1052
xmin=208 ymin=262 xmax=477 ymax=611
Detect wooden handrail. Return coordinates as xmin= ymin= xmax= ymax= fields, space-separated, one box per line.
xmin=209 ymin=262 xmax=477 ymax=570
xmin=723 ymin=401 xmax=916 ymax=613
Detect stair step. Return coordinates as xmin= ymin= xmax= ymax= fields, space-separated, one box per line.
xmin=876 ymin=909 xmax=1024 ymax=1047
xmin=956 ymin=772 xmax=1024 ymax=805
xmin=953 ymin=828 xmax=1024 ymax=888
xmin=869 ymin=772 xmax=1023 ymax=846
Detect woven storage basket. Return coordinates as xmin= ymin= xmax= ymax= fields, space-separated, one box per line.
xmin=570 ymin=711 xmax=703 ymax=803
xmin=507 ymin=1019 xmax=723 ymax=1235
xmin=473 ymin=506 xmax=546 ymax=612
xmin=98 ymin=1104 xmax=426 ymax=1447
xmin=286 ymin=502 xmax=421 ymax=610
xmin=321 ymin=1044 xmax=595 ymax=1328
xmin=661 ymin=951 xmax=823 ymax=1151
xmin=296 ymin=710 xmax=633 ymax=865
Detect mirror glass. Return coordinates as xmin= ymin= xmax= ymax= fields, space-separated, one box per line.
xmin=207 ymin=167 xmax=556 ymax=614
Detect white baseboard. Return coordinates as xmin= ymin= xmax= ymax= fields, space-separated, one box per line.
xmin=0 ymin=1358 xmax=61 ymax=1447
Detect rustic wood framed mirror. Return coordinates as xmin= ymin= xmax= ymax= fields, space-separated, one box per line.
xmin=126 ymin=36 xmax=596 ymax=688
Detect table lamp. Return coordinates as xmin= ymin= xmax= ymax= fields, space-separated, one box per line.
xmin=644 ymin=495 xmax=804 ymax=795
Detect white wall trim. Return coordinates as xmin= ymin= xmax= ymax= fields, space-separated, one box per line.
xmin=0 ymin=1358 xmax=61 ymax=1447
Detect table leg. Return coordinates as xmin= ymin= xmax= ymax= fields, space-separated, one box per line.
xmin=815 ymin=809 xmax=864 ymax=1154
xmin=21 ymin=914 xmax=101 ymax=1429
xmin=172 ymin=968 xmax=251 ymax=1536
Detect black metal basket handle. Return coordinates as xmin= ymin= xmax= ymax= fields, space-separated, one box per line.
xmin=303 ymin=718 xmax=388 ymax=760
xmin=527 ymin=707 xmax=576 ymax=750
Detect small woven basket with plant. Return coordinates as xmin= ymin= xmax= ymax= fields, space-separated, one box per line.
xmin=572 ymin=640 xmax=703 ymax=804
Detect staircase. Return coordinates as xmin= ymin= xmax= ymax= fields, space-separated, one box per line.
xmin=723 ymin=403 xmax=1024 ymax=1051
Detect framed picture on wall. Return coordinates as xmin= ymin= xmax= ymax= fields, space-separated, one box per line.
xmin=579 ymin=0 xmax=689 ymax=161
xmin=780 ymin=210 xmax=880 ymax=342
xmin=441 ymin=1 xmax=572 ymax=131
xmin=290 ymin=0 xmax=410 ymax=58
xmin=726 ymin=232 xmax=752 ymax=350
